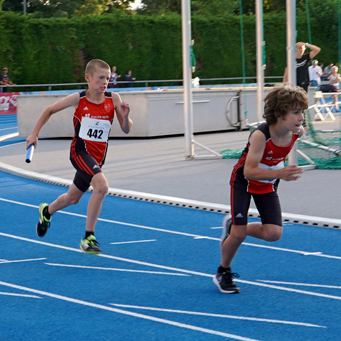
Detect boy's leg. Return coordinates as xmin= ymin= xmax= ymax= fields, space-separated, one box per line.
xmin=79 ymin=172 xmax=108 ymax=254
xmin=220 ymin=187 xmax=251 ymax=268
xmin=48 ymin=183 xmax=85 ymax=214
xmin=36 ymin=184 xmax=84 ymax=237
xmin=213 ymin=187 xmax=250 ymax=294
xmin=220 ymin=191 xmax=283 ymax=267
xmin=85 ymin=172 xmax=109 ymax=234
xmin=248 ymin=192 xmax=283 ymax=242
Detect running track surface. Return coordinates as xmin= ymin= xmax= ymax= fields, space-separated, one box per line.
xmin=1 ymin=114 xmax=341 ymax=340
xmin=1 ymin=171 xmax=341 ymax=341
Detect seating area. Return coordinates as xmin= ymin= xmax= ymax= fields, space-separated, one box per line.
xmin=313 ymin=90 xmax=337 ymax=121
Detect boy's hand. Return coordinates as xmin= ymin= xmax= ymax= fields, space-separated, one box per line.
xmin=26 ymin=134 xmax=38 ymax=149
xmin=280 ymin=165 xmax=303 ymax=181
xmin=120 ymin=101 xmax=130 ymax=117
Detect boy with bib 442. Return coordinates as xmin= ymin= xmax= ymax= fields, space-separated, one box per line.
xmin=26 ymin=59 xmax=133 ymax=254
xmin=213 ymin=84 xmax=308 ymax=293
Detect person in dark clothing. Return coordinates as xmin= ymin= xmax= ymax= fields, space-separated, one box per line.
xmin=0 ymin=67 xmax=15 ymax=93
xmin=283 ymin=42 xmax=321 ymax=92
xmin=124 ymin=70 xmax=136 ymax=88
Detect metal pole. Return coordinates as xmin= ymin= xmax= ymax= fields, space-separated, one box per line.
xmin=23 ymin=0 xmax=27 ymax=15
xmin=181 ymin=0 xmax=194 ymax=159
xmin=287 ymin=0 xmax=298 ymax=165
xmin=255 ymin=0 xmax=265 ymax=122
xmin=286 ymin=0 xmax=296 ymax=86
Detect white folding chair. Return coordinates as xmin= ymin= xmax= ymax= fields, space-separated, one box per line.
xmin=313 ymin=91 xmax=336 ymax=121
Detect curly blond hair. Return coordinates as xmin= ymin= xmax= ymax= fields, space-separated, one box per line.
xmin=263 ymin=83 xmax=309 ymax=124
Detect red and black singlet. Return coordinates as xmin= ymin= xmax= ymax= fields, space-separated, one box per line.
xmin=70 ymin=91 xmax=115 ymax=166
xmin=230 ymin=123 xmax=299 ymax=194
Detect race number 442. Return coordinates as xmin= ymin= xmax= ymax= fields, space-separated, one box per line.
xmin=79 ymin=116 xmax=111 ymax=142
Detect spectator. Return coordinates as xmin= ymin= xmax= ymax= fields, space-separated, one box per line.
xmin=329 ymin=65 xmax=341 ymax=111
xmin=283 ymin=42 xmax=321 ymax=93
xmin=308 ymin=59 xmax=323 ymax=87
xmin=108 ymin=66 xmax=121 ymax=88
xmin=323 ymin=62 xmax=334 ymax=81
xmin=0 ymin=67 xmax=15 ymax=93
xmin=125 ymin=70 xmax=136 ymax=88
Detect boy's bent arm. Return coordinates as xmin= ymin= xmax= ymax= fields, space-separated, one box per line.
xmin=26 ymin=92 xmax=79 ymax=149
xmin=244 ymin=131 xmax=302 ymax=181
xmin=112 ymin=92 xmax=133 ymax=134
xmin=244 ymin=131 xmax=271 ymax=180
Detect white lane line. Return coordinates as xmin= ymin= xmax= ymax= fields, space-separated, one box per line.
xmin=1 ymin=232 xmax=341 ymax=302
xmin=0 ymin=292 xmax=41 ymax=298
xmin=109 ymin=303 xmax=325 ymax=328
xmin=1 ymin=197 xmax=341 ymax=260
xmin=110 ymin=239 xmax=156 ymax=245
xmin=45 ymin=263 xmax=189 ymax=276
xmin=0 ymin=232 xmax=212 ymax=277
xmin=0 ymin=258 xmax=46 ymax=264
xmin=301 ymin=252 xmax=322 ymax=256
xmin=237 ymin=279 xmax=341 ymax=301
xmin=258 ymin=280 xmax=341 ymax=290
xmin=0 ymin=198 xmax=207 ymax=239
xmin=0 ymin=132 xmax=19 ymax=141
xmin=0 ymin=281 xmax=259 ymax=341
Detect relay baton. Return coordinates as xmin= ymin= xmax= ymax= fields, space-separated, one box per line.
xmin=25 ymin=144 xmax=35 ymax=163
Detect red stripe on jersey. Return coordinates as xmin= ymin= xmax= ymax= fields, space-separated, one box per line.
xmin=230 ymin=187 xmax=235 ymax=225
xmin=230 ymin=151 xmax=247 ymax=187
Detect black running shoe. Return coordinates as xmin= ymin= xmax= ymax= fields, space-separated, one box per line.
xmin=213 ymin=269 xmax=240 ymax=294
xmin=220 ymin=214 xmax=232 ymax=249
xmin=36 ymin=203 xmax=51 ymax=237
xmin=80 ymin=235 xmax=102 ymax=254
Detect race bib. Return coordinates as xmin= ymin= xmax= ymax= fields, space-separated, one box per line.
xmin=79 ymin=116 xmax=111 ymax=142
xmin=257 ymin=161 xmax=284 ymax=184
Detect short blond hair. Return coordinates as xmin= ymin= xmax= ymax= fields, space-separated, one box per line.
xmin=85 ymin=59 xmax=110 ymax=76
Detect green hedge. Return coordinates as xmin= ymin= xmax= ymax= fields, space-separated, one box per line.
xmin=0 ymin=11 xmax=338 ymax=86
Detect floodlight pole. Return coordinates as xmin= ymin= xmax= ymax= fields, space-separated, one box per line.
xmin=256 ymin=0 xmax=265 ymax=122
xmin=287 ymin=0 xmax=298 ymax=165
xmin=181 ymin=0 xmax=194 ymax=159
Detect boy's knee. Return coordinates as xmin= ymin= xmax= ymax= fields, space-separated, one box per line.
xmin=266 ymin=225 xmax=283 ymax=242
xmin=68 ymin=196 xmax=80 ymax=205
xmin=231 ymin=226 xmax=247 ymax=242
xmin=94 ymin=181 xmax=109 ymax=196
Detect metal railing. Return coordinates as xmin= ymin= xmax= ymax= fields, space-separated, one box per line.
xmin=0 ymin=76 xmax=284 ymax=93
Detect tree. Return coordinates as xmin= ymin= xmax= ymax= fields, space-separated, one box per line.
xmin=137 ymin=0 xmax=239 ymax=15
xmin=191 ymin=0 xmax=239 ymax=15
xmin=137 ymin=0 xmax=181 ymax=15
xmin=1 ymin=0 xmax=135 ymax=17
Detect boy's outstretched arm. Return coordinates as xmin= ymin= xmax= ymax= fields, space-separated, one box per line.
xmin=112 ymin=92 xmax=133 ymax=134
xmin=26 ymin=92 xmax=79 ymax=149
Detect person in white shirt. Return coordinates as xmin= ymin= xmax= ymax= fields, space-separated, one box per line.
xmin=308 ymin=59 xmax=323 ymax=87
xmin=329 ymin=65 xmax=341 ymax=111
xmin=323 ymin=62 xmax=334 ymax=81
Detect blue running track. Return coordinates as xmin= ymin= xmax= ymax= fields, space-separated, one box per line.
xmin=1 ymin=114 xmax=341 ymax=340
xmin=1 ymin=171 xmax=341 ymax=341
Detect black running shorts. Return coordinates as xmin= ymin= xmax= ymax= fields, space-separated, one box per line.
xmin=230 ymin=187 xmax=282 ymax=226
xmin=70 ymin=152 xmax=102 ymax=192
